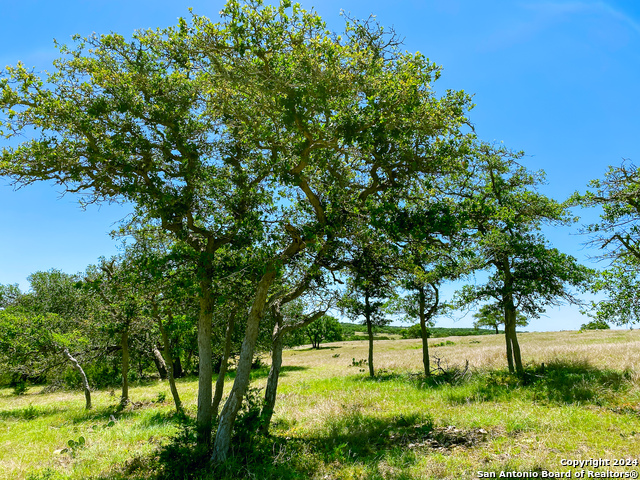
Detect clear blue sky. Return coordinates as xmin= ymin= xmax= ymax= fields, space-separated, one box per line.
xmin=2 ymin=0 xmax=639 ymax=331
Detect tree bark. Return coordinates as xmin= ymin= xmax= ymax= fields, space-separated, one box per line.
xmin=212 ymin=269 xmax=276 ymax=462
xmin=260 ymin=320 xmax=283 ymax=435
xmin=152 ymin=346 xmax=168 ymax=380
xmin=63 ymin=348 xmax=91 ymax=410
xmin=365 ymin=292 xmax=375 ymax=378
xmin=197 ymin=277 xmax=214 ymax=445
xmin=419 ymin=286 xmax=431 ymax=377
xmin=120 ymin=329 xmax=130 ymax=406
xmin=506 ymin=307 xmax=524 ymax=376
xmin=212 ymin=312 xmax=235 ymax=419
xmin=260 ymin=307 xmax=324 ymax=436
xmin=504 ymin=320 xmax=514 ymax=374
xmin=173 ymin=355 xmax=183 ymax=378
xmin=158 ymin=312 xmax=182 ymax=414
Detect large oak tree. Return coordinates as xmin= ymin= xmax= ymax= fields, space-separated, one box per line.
xmin=1 ymin=0 xmax=473 ymax=458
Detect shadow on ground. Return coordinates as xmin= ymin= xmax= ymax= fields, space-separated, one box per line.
xmin=224 ymin=365 xmax=309 ymax=381
xmin=342 ymin=358 xmax=635 ymax=407
xmin=0 ymin=403 xmax=65 ymax=421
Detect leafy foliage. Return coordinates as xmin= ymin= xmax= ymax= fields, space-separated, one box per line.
xmin=301 ymin=315 xmax=343 ymax=349
xmin=580 ymin=319 xmax=611 ymax=330
xmin=473 ymin=303 xmax=528 ymax=334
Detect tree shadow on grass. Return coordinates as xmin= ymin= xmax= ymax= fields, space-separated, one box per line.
xmin=441 ymin=359 xmax=634 ymax=407
xmin=296 ymin=410 xmax=490 ymax=479
xmin=345 ymin=358 xmax=635 ymax=407
xmin=0 ymin=403 xmax=65 ymax=421
xmin=69 ymin=406 xmax=137 ymax=424
xmin=138 ymin=410 xmax=189 ymax=429
xmin=224 ymin=365 xmax=309 ymax=381
xmin=292 ymin=345 xmax=344 ymax=351
xmin=524 ymin=359 xmax=633 ymax=406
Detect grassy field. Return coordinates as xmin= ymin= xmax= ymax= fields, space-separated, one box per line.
xmin=3 ymin=329 xmax=640 ymax=479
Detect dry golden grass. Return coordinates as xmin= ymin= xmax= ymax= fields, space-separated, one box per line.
xmin=3 ymin=328 xmax=640 ymax=480
xmin=280 ymin=329 xmax=640 ymax=377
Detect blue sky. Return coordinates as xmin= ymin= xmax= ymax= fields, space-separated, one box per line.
xmin=1 ymin=0 xmax=639 ymax=330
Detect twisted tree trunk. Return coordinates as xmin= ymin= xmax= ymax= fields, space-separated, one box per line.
xmin=158 ymin=312 xmax=182 ymax=414
xmin=260 ymin=307 xmax=325 ymax=435
xmin=212 ymin=313 xmax=235 ymax=419
xmin=152 ymin=346 xmax=168 ymax=380
xmin=63 ymin=348 xmax=91 ymax=410
xmin=211 ymin=270 xmax=276 ymax=462
xmin=197 ymin=277 xmax=214 ymax=445
xmin=260 ymin=321 xmax=283 ymax=435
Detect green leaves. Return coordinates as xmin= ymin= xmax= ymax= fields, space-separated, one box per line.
xmin=454 ymin=144 xmax=593 ymax=319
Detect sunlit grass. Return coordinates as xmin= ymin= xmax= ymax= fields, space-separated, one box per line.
xmin=3 ymin=329 xmax=640 ymax=479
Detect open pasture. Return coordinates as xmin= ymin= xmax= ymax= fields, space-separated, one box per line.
xmin=3 ymin=329 xmax=640 ymax=480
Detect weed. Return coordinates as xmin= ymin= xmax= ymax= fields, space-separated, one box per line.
xmin=13 ymin=380 xmax=28 ymax=395
xmin=432 ymin=340 xmax=456 ymax=348
xmin=350 ymin=358 xmax=368 ymax=367
xmin=22 ymin=404 xmax=38 ymax=420
xmin=25 ymin=468 xmax=60 ymax=480
xmin=60 ymin=436 xmax=86 ymax=458
xmin=156 ymin=424 xmax=210 ymax=480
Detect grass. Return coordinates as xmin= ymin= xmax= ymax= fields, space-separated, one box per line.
xmin=3 ymin=329 xmax=640 ymax=479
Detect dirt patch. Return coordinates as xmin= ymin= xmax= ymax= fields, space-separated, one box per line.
xmin=390 ymin=424 xmax=493 ymax=452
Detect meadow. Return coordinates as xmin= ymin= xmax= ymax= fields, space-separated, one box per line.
xmin=3 ymin=329 xmax=640 ymax=480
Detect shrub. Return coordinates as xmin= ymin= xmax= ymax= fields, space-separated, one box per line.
xmin=580 ymin=319 xmax=610 ymax=330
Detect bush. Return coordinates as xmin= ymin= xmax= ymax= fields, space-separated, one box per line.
xmin=12 ymin=379 xmax=29 ymax=395
xmin=401 ymin=324 xmax=425 ymax=339
xmin=581 ymin=319 xmax=610 ymax=330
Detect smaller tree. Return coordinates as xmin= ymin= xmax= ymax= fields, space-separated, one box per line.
xmin=581 ymin=319 xmax=610 ymax=330
xmin=0 ymin=308 xmax=92 ymax=408
xmin=303 ymin=315 xmax=343 ymax=349
xmin=340 ymin=241 xmax=395 ymax=378
xmin=473 ymin=303 xmax=528 ymax=334
xmin=0 ymin=283 xmax=22 ymax=309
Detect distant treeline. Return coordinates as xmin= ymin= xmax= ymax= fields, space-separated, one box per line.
xmin=338 ymin=323 xmax=499 ymax=340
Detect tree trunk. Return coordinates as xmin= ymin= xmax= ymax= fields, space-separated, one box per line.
xmin=419 ymin=286 xmax=430 ymax=377
xmin=506 ymin=307 xmax=524 ymax=376
xmin=121 ymin=329 xmax=130 ymax=406
xmin=494 ymin=324 xmax=499 ymax=335
xmin=197 ymin=277 xmax=214 ymax=445
xmin=212 ymin=270 xmax=276 ymax=463
xmin=260 ymin=307 xmax=324 ymax=436
xmin=365 ymin=292 xmax=375 ymax=378
xmin=504 ymin=324 xmax=514 ymax=373
xmin=173 ymin=355 xmax=183 ymax=379
xmin=152 ymin=346 xmax=167 ymax=380
xmin=158 ymin=313 xmax=182 ymax=414
xmin=63 ymin=348 xmax=91 ymax=410
xmin=212 ymin=313 xmax=235 ymax=419
xmin=502 ymin=264 xmax=521 ymax=375
xmin=260 ymin=321 xmax=283 ymax=435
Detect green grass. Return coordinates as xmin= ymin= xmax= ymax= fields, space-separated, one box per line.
xmin=3 ymin=330 xmax=640 ymax=479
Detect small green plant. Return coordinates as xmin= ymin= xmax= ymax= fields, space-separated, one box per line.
xmin=13 ymin=380 xmax=28 ymax=395
xmin=351 ymin=358 xmax=368 ymax=367
xmin=22 ymin=404 xmax=38 ymax=420
xmin=156 ymin=391 xmax=167 ymax=403
xmin=60 ymin=436 xmax=86 ymax=457
xmin=432 ymin=340 xmax=455 ymax=348
xmin=26 ymin=468 xmax=60 ymax=480
xmin=233 ymin=387 xmax=265 ymax=445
